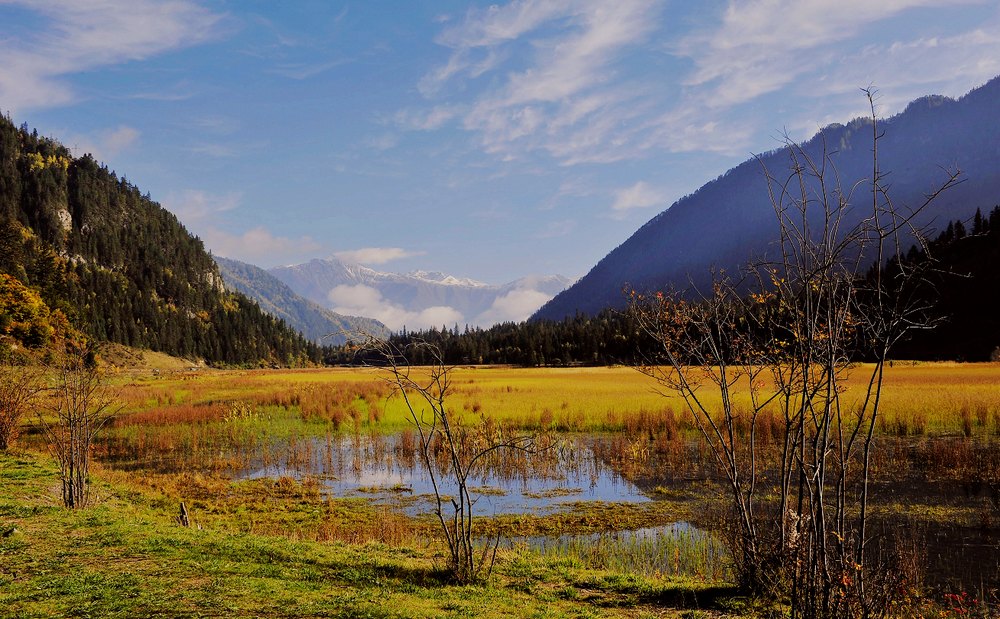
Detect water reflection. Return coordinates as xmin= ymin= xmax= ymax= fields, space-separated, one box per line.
xmin=243 ymin=433 xmax=649 ymax=515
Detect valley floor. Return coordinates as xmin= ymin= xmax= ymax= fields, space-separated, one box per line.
xmin=0 ymin=450 xmax=739 ymax=619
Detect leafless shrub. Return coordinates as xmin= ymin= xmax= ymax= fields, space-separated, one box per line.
xmin=39 ymin=348 xmax=120 ymax=508
xmin=631 ymin=89 xmax=961 ymax=618
xmin=364 ymin=336 xmax=534 ymax=583
xmin=0 ymin=361 xmax=45 ymax=450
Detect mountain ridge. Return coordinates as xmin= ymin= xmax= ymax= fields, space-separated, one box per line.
xmin=534 ymin=76 xmax=1000 ymax=321
xmin=270 ymin=257 xmax=571 ymax=331
xmin=214 ymin=256 xmax=387 ymax=344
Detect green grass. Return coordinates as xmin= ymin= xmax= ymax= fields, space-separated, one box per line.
xmin=0 ymin=450 xmax=737 ymax=618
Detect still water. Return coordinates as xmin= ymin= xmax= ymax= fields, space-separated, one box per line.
xmin=241 ymin=433 xmax=650 ymax=515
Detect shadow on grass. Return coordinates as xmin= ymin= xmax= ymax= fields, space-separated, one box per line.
xmin=642 ymin=584 xmax=739 ymax=609
xmin=587 ymin=578 xmax=740 ymax=612
xmin=369 ymin=562 xmax=453 ymax=587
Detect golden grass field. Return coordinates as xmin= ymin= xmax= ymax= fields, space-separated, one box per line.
xmin=108 ymin=361 xmax=1000 ymax=438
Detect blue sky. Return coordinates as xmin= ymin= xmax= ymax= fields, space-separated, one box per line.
xmin=3 ymin=0 xmax=999 ymax=285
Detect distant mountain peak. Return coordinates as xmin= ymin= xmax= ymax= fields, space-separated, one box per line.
xmin=269 ymin=258 xmax=570 ymax=330
xmin=214 ymin=256 xmax=388 ymax=344
xmin=407 ymin=270 xmax=489 ymax=287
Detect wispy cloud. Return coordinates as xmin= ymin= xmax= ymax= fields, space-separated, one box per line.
xmin=411 ymin=0 xmax=664 ymax=164
xmin=127 ymin=89 xmax=196 ymax=102
xmin=192 ymin=115 xmax=241 ymax=135
xmin=65 ymin=125 xmax=140 ymax=161
xmin=162 ymin=189 xmax=242 ymax=223
xmin=534 ymin=219 xmax=576 ymax=239
xmin=409 ymin=0 xmax=992 ymax=167
xmin=797 ymin=24 xmax=1000 ymax=120
xmin=334 ymin=247 xmax=425 ymax=265
xmin=201 ymin=226 xmax=324 ymax=266
xmin=393 ymin=106 xmax=463 ymax=131
xmin=188 ymin=143 xmax=239 ymax=158
xmin=161 ymin=189 xmax=322 ymax=265
xmin=611 ymin=181 xmax=666 ymax=217
xmin=267 ymin=58 xmax=352 ymax=80
xmin=363 ymin=133 xmax=399 ymax=152
xmin=0 ymin=0 xmax=223 ymax=113
xmin=676 ymin=0 xmax=981 ymax=109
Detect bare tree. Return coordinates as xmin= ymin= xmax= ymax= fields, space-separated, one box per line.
xmin=0 ymin=360 xmax=45 ymax=451
xmin=631 ymin=90 xmax=961 ymax=618
xmin=39 ymin=349 xmax=119 ymax=509
xmin=364 ymin=336 xmax=533 ymax=583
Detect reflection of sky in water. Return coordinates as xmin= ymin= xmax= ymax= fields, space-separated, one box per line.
xmin=242 ymin=435 xmax=649 ymax=516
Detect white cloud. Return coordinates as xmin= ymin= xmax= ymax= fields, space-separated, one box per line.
xmin=364 ymin=133 xmax=399 ymax=151
xmin=802 ymin=27 xmax=1000 ymax=113
xmin=412 ymin=0 xmax=994 ymax=166
xmin=475 ymin=287 xmax=554 ymax=325
xmin=393 ymin=106 xmax=463 ymax=131
xmin=103 ymin=125 xmax=140 ymax=152
xmin=65 ymin=125 xmax=140 ymax=161
xmin=161 ymin=189 xmax=323 ymax=266
xmin=0 ymin=0 xmax=222 ymax=113
xmin=611 ymin=181 xmax=666 ymax=216
xmin=188 ymin=143 xmax=239 ymax=158
xmin=413 ymin=0 xmax=664 ymax=164
xmin=328 ymin=284 xmax=383 ymax=310
xmin=199 ymin=226 xmax=324 ymax=266
xmin=267 ymin=58 xmax=351 ymax=80
xmin=334 ymin=247 xmax=425 ymax=265
xmin=328 ymin=284 xmax=463 ymax=331
xmin=162 ymin=190 xmax=242 ymax=224
xmin=193 ymin=115 xmax=241 ymax=135
xmin=676 ymin=0 xmax=981 ymax=109
xmin=638 ymin=103 xmax=756 ymax=156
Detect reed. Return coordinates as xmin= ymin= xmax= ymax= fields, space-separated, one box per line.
xmin=512 ymin=525 xmax=730 ymax=581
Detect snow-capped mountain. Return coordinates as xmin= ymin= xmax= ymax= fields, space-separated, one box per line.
xmin=269 ymin=257 xmax=572 ymax=331
xmin=407 ymin=271 xmax=490 ymax=288
xmin=214 ymin=256 xmax=388 ymax=344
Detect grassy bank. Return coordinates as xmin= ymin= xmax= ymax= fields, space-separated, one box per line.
xmin=0 ymin=450 xmax=737 ymax=618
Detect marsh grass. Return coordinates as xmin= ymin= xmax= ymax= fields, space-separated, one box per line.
xmin=103 ymin=363 xmax=1000 ymax=439
xmin=510 ymin=524 xmax=730 ymax=581
xmin=1 ymin=450 xmax=737 ymax=618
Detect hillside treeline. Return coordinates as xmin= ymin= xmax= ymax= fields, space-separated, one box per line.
xmin=0 ymin=114 xmax=322 ymax=365
xmin=328 ymin=309 xmax=657 ymax=367
xmin=334 ymin=205 xmax=1000 ymax=367
xmin=893 ymin=205 xmax=1000 ymax=361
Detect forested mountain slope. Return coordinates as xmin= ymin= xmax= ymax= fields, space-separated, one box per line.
xmin=0 ymin=114 xmax=320 ymax=365
xmin=361 ymin=206 xmax=1000 ymax=365
xmin=535 ymin=77 xmax=1000 ymax=320
xmin=894 ymin=206 xmax=1000 ymax=361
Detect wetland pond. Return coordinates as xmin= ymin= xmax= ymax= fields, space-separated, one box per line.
xmin=96 ymin=426 xmax=1000 ymax=591
xmin=241 ymin=433 xmax=650 ymax=516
